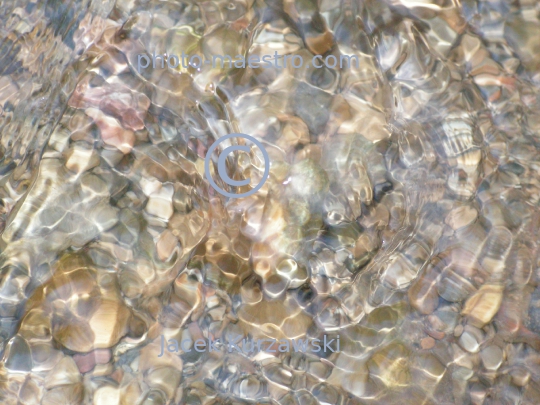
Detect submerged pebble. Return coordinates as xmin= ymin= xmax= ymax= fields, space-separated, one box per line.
xmin=0 ymin=0 xmax=540 ymax=404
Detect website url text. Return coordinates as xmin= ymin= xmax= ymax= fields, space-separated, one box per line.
xmin=137 ymin=51 xmax=359 ymax=73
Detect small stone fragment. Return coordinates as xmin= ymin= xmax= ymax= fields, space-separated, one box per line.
xmin=421 ymin=337 xmax=435 ymax=350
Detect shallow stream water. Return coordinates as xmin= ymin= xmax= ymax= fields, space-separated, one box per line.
xmin=1 ymin=0 xmax=540 ymax=404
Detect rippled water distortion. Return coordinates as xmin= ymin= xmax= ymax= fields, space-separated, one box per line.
xmin=1 ymin=0 xmax=540 ymax=404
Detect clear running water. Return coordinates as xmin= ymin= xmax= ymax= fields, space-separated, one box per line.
xmin=1 ymin=0 xmax=540 ymax=404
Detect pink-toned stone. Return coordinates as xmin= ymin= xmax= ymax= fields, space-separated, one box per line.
xmin=85 ymin=108 xmax=135 ymax=154
xmin=73 ymin=349 xmax=111 ymax=374
xmin=73 ymin=352 xmax=96 ymax=374
xmin=94 ymin=349 xmax=111 ymax=364
xmin=68 ymin=77 xmax=149 ymax=131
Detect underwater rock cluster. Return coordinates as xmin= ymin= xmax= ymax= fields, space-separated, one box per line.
xmin=1 ymin=0 xmax=540 ymax=404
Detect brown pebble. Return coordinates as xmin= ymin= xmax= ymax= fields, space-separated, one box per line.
xmin=110 ymin=368 xmax=124 ymax=384
xmin=421 ymin=337 xmax=436 ymax=349
xmin=454 ymin=324 xmax=464 ymax=337
xmin=426 ymin=328 xmax=446 ymax=340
